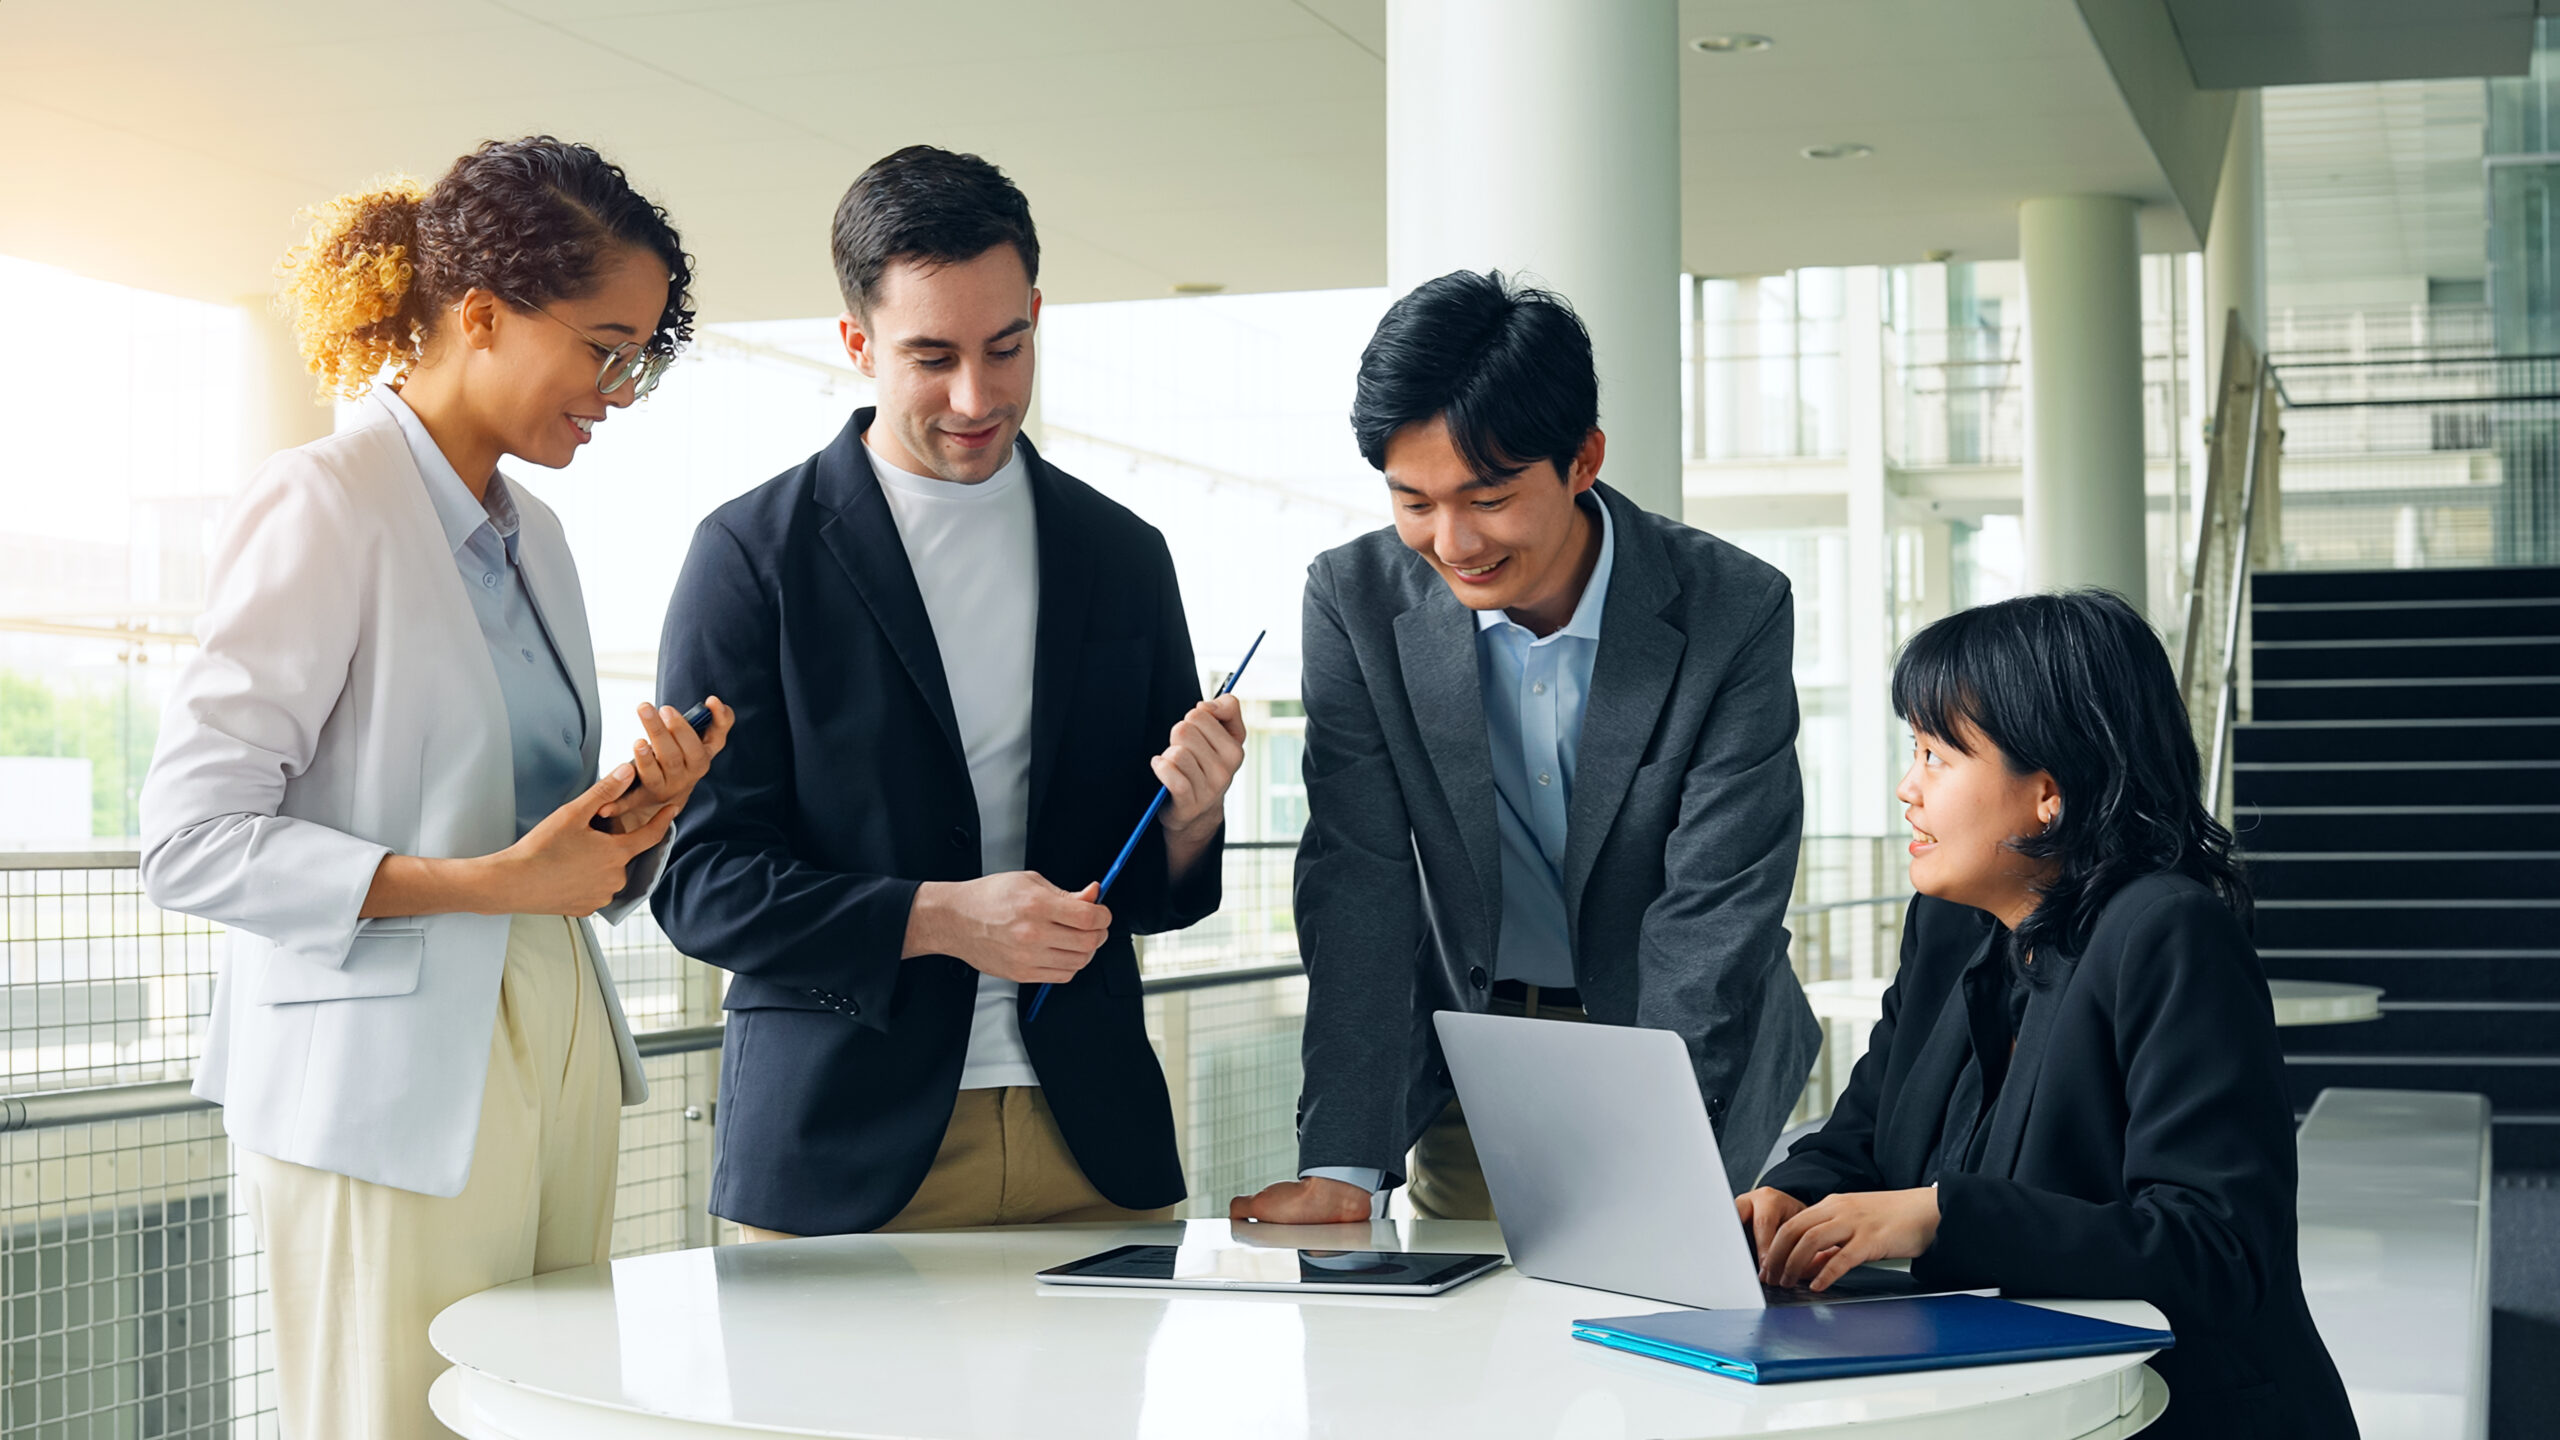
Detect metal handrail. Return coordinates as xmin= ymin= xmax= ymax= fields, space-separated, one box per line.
xmin=0 ymin=962 xmax=1313 ymax=1135
xmin=2206 ymin=355 xmax=2274 ymax=818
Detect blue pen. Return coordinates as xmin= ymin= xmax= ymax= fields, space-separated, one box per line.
xmin=1027 ymin=629 xmax=1266 ymax=1022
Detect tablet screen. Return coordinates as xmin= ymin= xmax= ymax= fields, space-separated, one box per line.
xmin=1045 ymin=1244 xmax=1497 ymax=1289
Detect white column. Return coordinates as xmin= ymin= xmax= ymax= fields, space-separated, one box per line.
xmin=1387 ymin=0 xmax=1682 ymax=516
xmin=2204 ymin=91 xmax=2266 ymax=382
xmin=2020 ymin=196 xmax=2147 ymax=609
xmin=238 ymin=298 xmax=333 ymax=469
xmin=1842 ymin=267 xmax=1893 ymax=837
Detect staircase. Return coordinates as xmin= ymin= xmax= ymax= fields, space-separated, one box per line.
xmin=2236 ymin=565 xmax=2560 ymax=1171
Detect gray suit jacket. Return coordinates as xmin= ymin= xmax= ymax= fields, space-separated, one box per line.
xmin=1293 ymin=482 xmax=1820 ymax=1195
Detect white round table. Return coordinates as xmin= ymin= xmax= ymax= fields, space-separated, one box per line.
xmin=1804 ymin=977 xmax=2382 ymax=1028
xmin=430 ymin=1218 xmax=2169 ymax=1439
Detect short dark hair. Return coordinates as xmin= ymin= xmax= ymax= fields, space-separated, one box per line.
xmin=831 ymin=146 xmax=1040 ymax=315
xmin=1892 ymin=589 xmax=2251 ymax=962
xmin=1350 ymin=270 xmax=1598 ymax=482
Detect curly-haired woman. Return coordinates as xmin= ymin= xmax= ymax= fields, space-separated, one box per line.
xmin=140 ymin=137 xmax=733 ymax=1439
xmin=1738 ymin=590 xmax=2356 ymax=1439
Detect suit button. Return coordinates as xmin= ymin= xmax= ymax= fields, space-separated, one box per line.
xmin=1706 ymin=1095 xmax=1727 ymax=1121
xmin=1468 ymin=965 xmax=1488 ymax=991
xmin=949 ymin=826 xmax=972 ymax=851
xmin=1436 ymin=1065 xmax=1452 ymax=1086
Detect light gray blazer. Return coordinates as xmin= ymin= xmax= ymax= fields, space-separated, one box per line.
xmin=1293 ymin=482 xmax=1820 ymax=1194
xmin=141 ymin=396 xmax=653 ymax=1198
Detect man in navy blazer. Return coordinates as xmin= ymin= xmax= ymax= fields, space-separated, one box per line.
xmin=654 ymin=146 xmax=1244 ymax=1237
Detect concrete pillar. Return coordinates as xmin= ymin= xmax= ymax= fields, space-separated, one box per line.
xmin=238 ymin=297 xmax=334 ymax=471
xmin=2020 ymin=196 xmax=2148 ymax=609
xmin=2204 ymin=91 xmax=2266 ymax=383
xmin=1386 ymin=0 xmax=1682 ymax=516
xmin=1842 ymin=268 xmax=1893 ymax=837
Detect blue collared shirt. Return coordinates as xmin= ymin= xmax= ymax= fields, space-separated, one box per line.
xmin=378 ymin=388 xmax=588 ymax=840
xmin=1475 ymin=491 xmax=1615 ymax=987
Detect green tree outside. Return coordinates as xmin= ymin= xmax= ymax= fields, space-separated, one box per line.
xmin=0 ymin=668 xmax=157 ymax=838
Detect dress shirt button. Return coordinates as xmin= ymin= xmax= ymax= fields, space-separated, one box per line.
xmin=1537 ymin=771 xmax=1552 ymax=787
xmin=1532 ymin=681 xmax=1546 ymax=695
xmin=560 ymin=727 xmax=575 ymax=745
xmin=1468 ymin=965 xmax=1488 ymax=991
xmin=482 ymin=572 xmax=498 ymax=589
xmin=520 ymin=647 xmax=535 ymax=662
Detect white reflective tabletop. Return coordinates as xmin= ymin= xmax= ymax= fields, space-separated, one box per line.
xmin=431 ymin=1218 xmax=2167 ymax=1439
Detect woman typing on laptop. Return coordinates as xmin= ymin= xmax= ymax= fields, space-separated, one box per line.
xmin=1737 ymin=590 xmax=2354 ymax=1439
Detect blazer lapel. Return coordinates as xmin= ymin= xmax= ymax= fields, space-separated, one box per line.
xmin=1394 ymin=585 xmax=1500 ymax=933
xmin=1975 ymin=947 xmax=2082 ymax=1179
xmin=812 ymin=411 xmax=966 ymax=768
xmin=1563 ymin=487 xmax=1687 ymax=918
xmin=1023 ymin=440 xmax=1090 ymax=836
xmin=1876 ymin=922 xmax=1997 ymax=1186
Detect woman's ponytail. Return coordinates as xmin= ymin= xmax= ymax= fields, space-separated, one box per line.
xmin=274 ymin=178 xmax=430 ymax=398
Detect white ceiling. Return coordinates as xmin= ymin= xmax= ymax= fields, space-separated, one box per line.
xmin=1 ymin=0 xmax=2200 ymax=317
xmin=2264 ymin=80 xmax=2490 ymax=291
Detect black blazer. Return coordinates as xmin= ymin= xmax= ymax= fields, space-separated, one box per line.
xmin=1764 ymin=876 xmax=2356 ymax=1440
xmin=652 ymin=410 xmax=1218 ymax=1235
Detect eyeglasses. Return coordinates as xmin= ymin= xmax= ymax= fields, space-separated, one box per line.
xmin=522 ymin=300 xmax=671 ymax=399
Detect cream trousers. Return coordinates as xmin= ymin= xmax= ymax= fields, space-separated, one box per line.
xmin=242 ymin=913 xmax=621 ymax=1440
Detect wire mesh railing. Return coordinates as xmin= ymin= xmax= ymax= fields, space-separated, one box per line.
xmin=0 ymin=836 xmax=1909 ymax=1437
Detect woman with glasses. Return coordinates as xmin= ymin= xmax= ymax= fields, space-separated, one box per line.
xmin=140 ymin=136 xmax=733 ymax=1440
xmin=1736 ymin=590 xmax=2354 ymax=1439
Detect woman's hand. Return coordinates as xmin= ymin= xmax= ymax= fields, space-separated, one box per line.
xmin=1735 ymin=1186 xmax=1808 ymax=1265
xmin=598 ymin=697 xmax=734 ymax=833
xmin=486 ymin=770 xmax=683 ymax=916
xmin=1760 ymin=1187 xmax=1942 ymax=1291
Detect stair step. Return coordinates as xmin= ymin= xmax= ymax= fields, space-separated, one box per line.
xmin=2253 ymin=566 xmax=2560 ymax=605
xmin=2235 ymin=719 xmax=2560 ymax=763
xmin=2251 ymin=597 xmax=2560 ymax=642
xmin=2254 ymin=900 xmax=2560 ymax=952
xmin=2243 ymin=853 xmax=2560 ymax=901
xmin=2233 ymin=763 xmax=2560 ymax=807
xmin=2252 ymin=636 xmax=2560 ymax=681
xmin=2258 ymin=952 xmax=2560 ymax=1001
xmin=2252 ymin=677 xmax=2560 ymax=721
xmin=2282 ymin=1003 xmax=2560 ymax=1056
xmin=2233 ymin=805 xmax=2560 ymax=851
xmin=2281 ymin=1054 xmax=2560 ymax=1113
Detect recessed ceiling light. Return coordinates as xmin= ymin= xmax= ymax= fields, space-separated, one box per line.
xmin=1691 ymin=34 xmax=1773 ymax=54
xmin=1801 ymin=143 xmax=1875 ymax=161
xmin=1170 ymin=282 xmax=1226 ymax=296
xmin=1924 ymin=248 xmax=1954 ymax=263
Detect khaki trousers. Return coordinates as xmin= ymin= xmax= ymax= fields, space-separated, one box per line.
xmin=242 ymin=914 xmax=621 ymax=1440
xmin=1407 ymin=989 xmax=1591 ymax=1223
xmin=739 ymin=1085 xmax=1177 ymax=1239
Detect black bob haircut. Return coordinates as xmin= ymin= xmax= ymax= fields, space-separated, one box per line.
xmin=831 ymin=145 xmax=1040 ymax=316
xmin=1350 ymin=270 xmax=1598 ymax=483
xmin=1892 ymin=588 xmax=2251 ymax=964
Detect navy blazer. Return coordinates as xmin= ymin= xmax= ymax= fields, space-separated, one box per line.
xmin=652 ymin=410 xmax=1218 ymax=1235
xmin=1765 ymin=876 xmax=2356 ymax=1439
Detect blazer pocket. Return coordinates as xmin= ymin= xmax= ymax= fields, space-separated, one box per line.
xmin=257 ymin=928 xmax=426 ymax=1005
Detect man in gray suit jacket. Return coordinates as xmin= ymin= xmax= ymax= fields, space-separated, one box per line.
xmin=1231 ymin=271 xmax=1820 ymax=1224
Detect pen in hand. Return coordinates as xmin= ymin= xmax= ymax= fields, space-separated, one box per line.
xmin=1027 ymin=630 xmax=1265 ymax=1022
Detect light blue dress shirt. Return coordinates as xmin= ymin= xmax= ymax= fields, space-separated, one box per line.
xmin=378 ymin=388 xmax=588 ymax=841
xmin=1301 ymin=492 xmax=1615 ymax=1207
xmin=1475 ymin=491 xmax=1614 ymax=989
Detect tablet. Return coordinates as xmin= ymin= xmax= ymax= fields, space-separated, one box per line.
xmin=1037 ymin=1243 xmax=1505 ymax=1296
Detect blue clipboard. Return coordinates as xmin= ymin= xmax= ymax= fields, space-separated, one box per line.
xmin=1572 ymin=1294 xmax=2174 ymax=1384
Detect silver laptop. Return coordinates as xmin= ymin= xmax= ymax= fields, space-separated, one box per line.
xmin=1434 ymin=1009 xmax=1986 ymax=1310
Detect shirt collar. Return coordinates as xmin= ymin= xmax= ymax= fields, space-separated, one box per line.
xmin=376 ymin=386 xmax=521 ymax=557
xmin=1475 ymin=488 xmax=1616 ymax=641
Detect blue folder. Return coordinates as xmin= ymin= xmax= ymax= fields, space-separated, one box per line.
xmin=1572 ymin=1294 xmax=2174 ymax=1384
